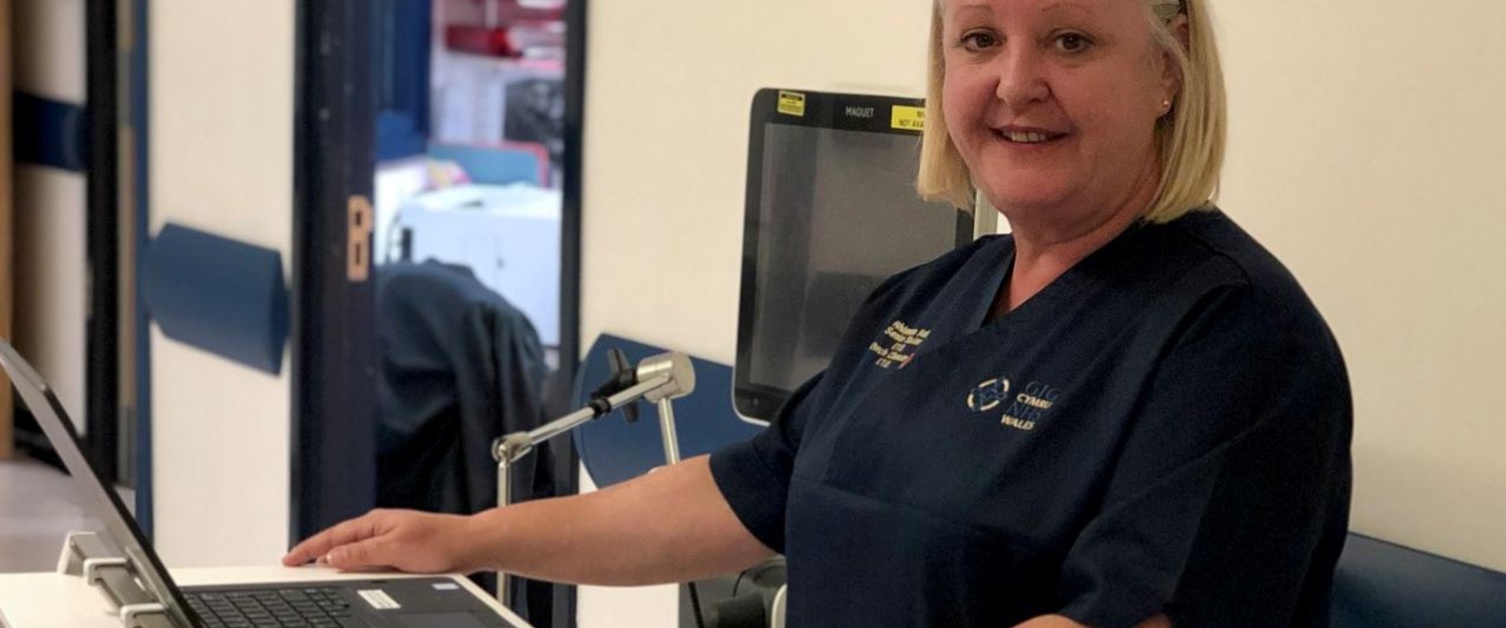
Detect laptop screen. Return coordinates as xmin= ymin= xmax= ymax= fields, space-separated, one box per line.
xmin=0 ymin=340 xmax=199 ymax=627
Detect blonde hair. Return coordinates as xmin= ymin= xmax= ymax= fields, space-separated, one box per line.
xmin=917 ymin=0 xmax=1227 ymax=224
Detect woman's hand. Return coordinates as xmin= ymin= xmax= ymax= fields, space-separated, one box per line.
xmin=283 ymin=457 xmax=770 ymax=586
xmin=281 ymin=509 xmax=479 ymax=574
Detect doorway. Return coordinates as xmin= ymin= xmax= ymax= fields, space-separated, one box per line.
xmin=293 ymin=1 xmax=586 ymax=626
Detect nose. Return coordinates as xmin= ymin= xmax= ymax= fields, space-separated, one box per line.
xmin=994 ymin=44 xmax=1050 ymax=110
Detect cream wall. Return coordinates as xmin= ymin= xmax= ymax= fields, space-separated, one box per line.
xmin=580 ymin=1 xmax=933 ymax=366
xmin=579 ymin=0 xmax=1506 ymax=624
xmin=578 ymin=1 xmax=933 ymax=625
xmin=148 ymin=0 xmax=295 ymax=567
xmin=12 ymin=0 xmax=87 ymax=431
xmin=1211 ymin=0 xmax=1506 ymax=570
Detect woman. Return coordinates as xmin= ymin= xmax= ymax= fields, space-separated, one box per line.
xmin=286 ymin=1 xmax=1352 ymax=626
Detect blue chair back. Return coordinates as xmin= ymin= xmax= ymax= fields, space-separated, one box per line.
xmin=1332 ymin=533 xmax=1506 ymax=627
xmin=571 ymin=334 xmax=763 ymax=488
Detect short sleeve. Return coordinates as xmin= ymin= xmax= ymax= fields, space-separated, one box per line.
xmin=1057 ymin=286 xmax=1353 ymax=628
xmin=709 ymin=372 xmax=825 ymax=553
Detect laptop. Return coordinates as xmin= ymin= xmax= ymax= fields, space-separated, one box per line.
xmin=0 ymin=339 xmax=526 ymax=628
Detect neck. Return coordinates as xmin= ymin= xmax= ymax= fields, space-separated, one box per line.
xmin=992 ymin=166 xmax=1160 ymax=317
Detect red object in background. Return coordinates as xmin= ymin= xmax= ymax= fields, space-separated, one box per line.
xmin=446 ymin=0 xmax=567 ymax=58
xmin=445 ymin=22 xmax=565 ymax=58
xmin=446 ymin=24 xmax=514 ymax=57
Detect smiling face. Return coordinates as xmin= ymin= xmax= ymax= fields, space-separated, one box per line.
xmin=940 ymin=0 xmax=1180 ymax=232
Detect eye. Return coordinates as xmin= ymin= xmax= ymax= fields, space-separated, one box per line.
xmin=1054 ymin=33 xmax=1093 ymax=53
xmin=960 ymin=30 xmax=1001 ymax=52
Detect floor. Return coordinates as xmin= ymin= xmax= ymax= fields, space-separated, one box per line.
xmin=0 ymin=455 xmax=119 ymax=573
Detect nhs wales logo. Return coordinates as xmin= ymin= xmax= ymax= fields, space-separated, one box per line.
xmin=966 ymin=378 xmax=1010 ymax=413
xmin=1000 ymin=381 xmax=1063 ymax=432
xmin=967 ymin=377 xmax=1063 ymax=432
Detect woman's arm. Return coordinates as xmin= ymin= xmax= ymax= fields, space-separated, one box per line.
xmin=283 ymin=455 xmax=775 ymax=586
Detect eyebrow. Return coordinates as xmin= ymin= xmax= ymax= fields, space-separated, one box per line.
xmin=952 ymin=3 xmax=993 ymax=17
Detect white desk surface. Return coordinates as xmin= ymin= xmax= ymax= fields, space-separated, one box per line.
xmin=0 ymin=565 xmax=530 ymax=628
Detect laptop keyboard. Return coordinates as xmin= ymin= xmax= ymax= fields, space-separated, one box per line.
xmin=185 ymin=587 xmax=355 ymax=628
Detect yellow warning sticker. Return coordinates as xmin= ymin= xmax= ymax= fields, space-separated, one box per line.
xmin=778 ymin=91 xmax=807 ymax=117
xmin=892 ymin=105 xmax=925 ymax=131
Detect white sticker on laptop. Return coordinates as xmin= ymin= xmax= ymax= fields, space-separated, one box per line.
xmin=358 ymin=589 xmax=401 ymax=610
xmin=433 ymin=582 xmax=460 ymax=591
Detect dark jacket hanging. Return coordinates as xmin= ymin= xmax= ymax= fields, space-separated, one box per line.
xmin=373 ymin=260 xmax=556 ymax=621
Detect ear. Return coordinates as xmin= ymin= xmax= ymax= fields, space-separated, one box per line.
xmin=1159 ymin=14 xmax=1191 ymax=104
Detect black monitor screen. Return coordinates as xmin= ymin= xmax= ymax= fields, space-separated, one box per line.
xmin=734 ymin=89 xmax=972 ymax=424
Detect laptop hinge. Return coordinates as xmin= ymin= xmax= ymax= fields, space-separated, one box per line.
xmin=58 ymin=532 xmax=178 ymax=628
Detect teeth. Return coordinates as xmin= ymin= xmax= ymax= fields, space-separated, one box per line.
xmin=1005 ymin=131 xmax=1051 ymax=143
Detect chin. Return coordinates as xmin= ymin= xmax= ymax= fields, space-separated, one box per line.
xmin=979 ymin=183 xmax=1075 ymax=214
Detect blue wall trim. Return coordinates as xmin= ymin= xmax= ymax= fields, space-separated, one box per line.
xmin=142 ymin=224 xmax=289 ymax=374
xmin=13 ymin=92 xmax=87 ymax=172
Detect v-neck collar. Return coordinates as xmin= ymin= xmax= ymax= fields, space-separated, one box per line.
xmin=967 ymin=221 xmax=1151 ymax=334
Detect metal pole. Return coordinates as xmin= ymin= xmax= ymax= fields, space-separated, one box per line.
xmin=657 ymin=398 xmax=681 ymax=465
xmin=489 ymin=374 xmax=670 ymax=607
xmin=496 ymin=455 xmax=513 ymax=607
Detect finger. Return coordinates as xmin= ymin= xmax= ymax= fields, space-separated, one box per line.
xmin=325 ymin=537 xmax=395 ymax=572
xmin=284 ymin=527 xmax=343 ymax=566
xmin=282 ymin=512 xmax=384 ymax=566
xmin=283 ymin=538 xmax=326 ymax=567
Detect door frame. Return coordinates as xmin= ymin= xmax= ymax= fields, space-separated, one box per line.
xmin=290 ymin=6 xmax=588 ymax=627
xmin=290 ymin=0 xmax=380 ymax=543
xmin=86 ymin=0 xmax=123 ymax=487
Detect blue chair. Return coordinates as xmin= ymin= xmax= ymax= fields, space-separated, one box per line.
xmin=571 ymin=334 xmax=763 ymax=488
xmin=1331 ymin=533 xmax=1506 ymax=627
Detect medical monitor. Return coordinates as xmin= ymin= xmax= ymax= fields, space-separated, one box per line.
xmin=734 ymin=88 xmax=974 ymax=425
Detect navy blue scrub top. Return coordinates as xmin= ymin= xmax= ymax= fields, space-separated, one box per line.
xmin=712 ymin=209 xmax=1353 ymax=628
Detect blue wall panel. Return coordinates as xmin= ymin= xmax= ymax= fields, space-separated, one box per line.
xmin=13 ymin=92 xmax=86 ymax=172
xmin=142 ymin=224 xmax=289 ymax=374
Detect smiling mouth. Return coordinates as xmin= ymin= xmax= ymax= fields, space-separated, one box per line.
xmin=994 ymin=130 xmax=1068 ymax=144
